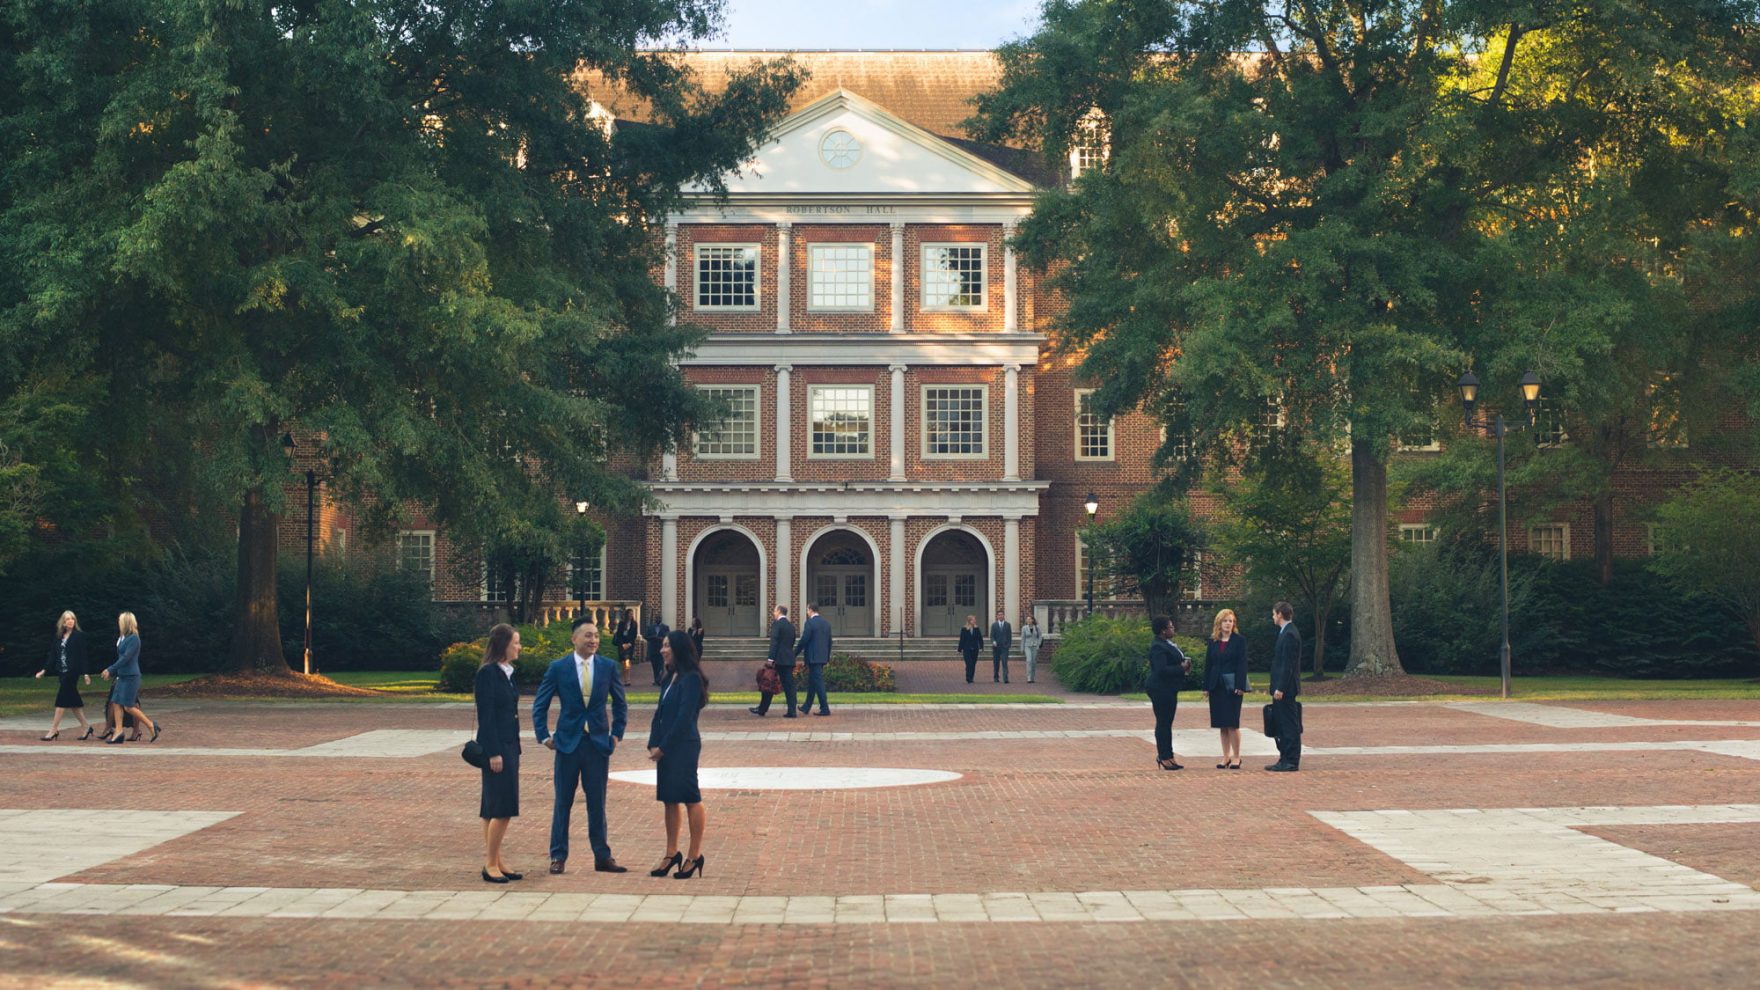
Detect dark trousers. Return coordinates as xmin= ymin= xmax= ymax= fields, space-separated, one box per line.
xmin=992 ymin=646 xmax=1009 ymax=682
xmin=756 ymin=664 xmax=798 ymax=715
xmin=550 ymin=744 xmax=612 ymax=863
xmin=802 ymin=662 xmax=828 ymax=712
xmin=1272 ymin=696 xmax=1302 ymax=766
xmin=1149 ymin=690 xmax=1179 ymax=761
xmin=962 ymin=651 xmax=978 ymax=683
xmin=648 ymin=653 xmax=664 ymax=686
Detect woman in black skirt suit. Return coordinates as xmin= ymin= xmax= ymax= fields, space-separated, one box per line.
xmin=474 ymin=624 xmax=524 ymax=883
xmin=1204 ymin=608 xmax=1249 ymax=770
xmin=35 ymin=611 xmax=93 ymax=740
xmin=648 ymin=630 xmax=708 ymax=879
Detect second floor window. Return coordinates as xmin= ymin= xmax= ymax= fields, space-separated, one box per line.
xmin=569 ymin=544 xmax=605 ymax=601
xmin=808 ymin=244 xmax=874 ymax=311
xmin=810 ymin=385 xmax=873 ymax=457
xmin=922 ymin=244 xmax=986 ymax=309
xmin=1075 ymin=389 xmax=1114 ymax=461
xmin=923 ymin=385 xmax=987 ymax=458
xmin=694 ymin=385 xmax=759 ymax=459
xmin=398 ymin=531 xmax=435 ymax=589
xmin=695 ymin=244 xmax=759 ymax=310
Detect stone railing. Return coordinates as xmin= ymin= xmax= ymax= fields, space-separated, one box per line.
xmin=1032 ymin=599 xmax=1229 ymax=637
xmin=532 ymin=600 xmax=643 ymax=628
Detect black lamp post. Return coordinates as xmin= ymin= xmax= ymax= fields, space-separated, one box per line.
xmin=281 ymin=434 xmax=318 ymax=676
xmin=1083 ymin=491 xmax=1099 ymax=617
xmin=574 ymin=500 xmax=589 ymax=618
xmin=1456 ymin=370 xmax=1543 ymax=700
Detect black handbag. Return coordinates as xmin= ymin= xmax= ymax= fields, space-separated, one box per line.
xmin=461 ymin=738 xmax=486 ymax=768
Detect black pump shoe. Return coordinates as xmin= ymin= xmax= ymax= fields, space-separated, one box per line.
xmin=78 ymin=727 xmax=95 ymax=740
xmin=650 ymin=852 xmax=683 ymax=877
xmin=481 ymin=869 xmax=510 ymax=884
xmin=674 ymin=855 xmax=705 ymax=879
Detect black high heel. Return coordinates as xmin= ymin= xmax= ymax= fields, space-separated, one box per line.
xmin=39 ymin=731 xmax=58 ymax=741
xmin=148 ymin=723 xmax=161 ymax=743
xmin=78 ymin=727 xmax=95 ymax=740
xmin=674 ymin=855 xmax=705 ymax=879
xmin=106 ymin=734 xmax=126 ymax=745
xmin=481 ymin=869 xmax=510 ymax=884
xmin=650 ymin=852 xmax=683 ymax=877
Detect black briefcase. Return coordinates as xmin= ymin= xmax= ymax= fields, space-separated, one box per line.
xmin=1261 ymin=703 xmax=1276 ymax=737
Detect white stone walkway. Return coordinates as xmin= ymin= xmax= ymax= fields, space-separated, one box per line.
xmin=1446 ymin=701 xmax=1760 ymax=729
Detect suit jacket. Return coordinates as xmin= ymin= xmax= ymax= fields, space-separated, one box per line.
xmin=957 ymin=627 xmax=983 ymax=658
xmin=532 ymin=653 xmax=628 ymax=756
xmin=643 ymin=623 xmax=669 ymax=661
xmin=768 ymin=617 xmax=797 ymax=662
xmin=46 ymin=630 xmax=87 ymax=677
xmin=1021 ymin=624 xmax=1044 ymax=652
xmin=1145 ymin=637 xmax=1189 ymax=696
xmin=1271 ymin=623 xmax=1303 ymax=698
xmin=473 ymin=664 xmax=522 ymax=759
xmin=689 ymin=628 xmax=705 ymax=656
xmin=1204 ymin=635 xmax=1249 ymax=694
xmin=613 ymin=620 xmax=638 ymax=653
xmin=106 ymin=634 xmax=141 ymax=678
xmin=646 ymin=669 xmax=704 ymax=753
xmin=990 ymin=621 xmax=1012 ymax=653
xmin=794 ymin=613 xmax=833 ymax=666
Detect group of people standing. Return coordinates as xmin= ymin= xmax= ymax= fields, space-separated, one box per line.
xmin=957 ymin=611 xmax=1043 ymax=684
xmin=1146 ymin=602 xmax=1303 ymax=773
xmin=471 ymin=615 xmax=710 ymax=884
xmin=33 ymin=609 xmax=160 ymax=745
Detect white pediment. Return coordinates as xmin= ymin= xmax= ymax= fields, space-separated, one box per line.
xmin=686 ymin=89 xmax=1036 ymax=197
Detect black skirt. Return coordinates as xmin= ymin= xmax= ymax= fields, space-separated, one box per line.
xmin=655 ymin=740 xmax=702 ymax=804
xmin=478 ymin=749 xmax=519 ymax=819
xmin=1208 ymin=690 xmax=1244 ymax=729
xmin=54 ymin=672 xmax=85 ymax=709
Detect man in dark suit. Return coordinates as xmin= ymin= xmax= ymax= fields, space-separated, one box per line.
xmin=643 ymin=616 xmax=670 ymax=686
xmin=532 ymin=617 xmax=630 ymax=873
xmin=1266 ymin=600 xmax=1303 ymax=772
xmin=793 ymin=601 xmax=833 ymax=716
xmin=990 ymin=609 xmax=1013 ymax=684
xmin=752 ymin=604 xmax=798 ymax=718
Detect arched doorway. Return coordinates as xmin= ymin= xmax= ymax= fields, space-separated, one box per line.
xmin=691 ymin=529 xmax=764 ymax=637
xmin=919 ymin=529 xmax=990 ymax=636
xmin=803 ymin=529 xmax=875 ymax=637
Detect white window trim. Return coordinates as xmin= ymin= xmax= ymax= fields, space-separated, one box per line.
xmin=568 ymin=544 xmax=608 ymax=601
xmin=1183 ymin=549 xmax=1203 ymax=600
xmin=807 ymin=383 xmax=876 ymax=460
xmin=693 ymin=242 xmax=762 ymax=312
xmin=806 ymin=242 xmax=876 ymax=313
xmin=1534 ymin=398 xmax=1569 ymax=448
xmin=920 ymin=242 xmax=988 ymax=311
xmin=1068 ymin=109 xmax=1110 ymax=181
xmin=1645 ymin=523 xmax=1669 ymax=557
xmin=920 ymin=383 xmax=989 ymax=460
xmin=1074 ymin=388 xmax=1115 ymax=462
xmin=1529 ymin=522 xmax=1571 ymax=560
xmin=480 ymin=562 xmax=511 ymax=604
xmin=692 ymin=384 xmax=762 ymax=461
xmin=398 ymin=530 xmax=436 ymax=587
xmin=1399 ymin=523 xmax=1439 ymax=543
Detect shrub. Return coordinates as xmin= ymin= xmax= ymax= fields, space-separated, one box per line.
xmin=437 ymin=620 xmax=570 ymax=692
xmin=279 ymin=551 xmax=475 ymax=672
xmin=1386 ymin=542 xmax=1541 ymax=676
xmin=438 ymin=642 xmax=482 ymax=693
xmin=823 ymin=652 xmax=895 ymax=693
xmin=1053 ymin=614 xmax=1204 ymax=694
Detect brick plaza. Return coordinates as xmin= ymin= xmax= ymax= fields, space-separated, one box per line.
xmin=3 ymin=694 xmax=1760 ymax=988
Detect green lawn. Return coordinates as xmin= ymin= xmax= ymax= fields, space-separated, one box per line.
xmin=0 ymin=673 xmax=204 ymax=718
xmin=1117 ymin=674 xmax=1760 ymax=704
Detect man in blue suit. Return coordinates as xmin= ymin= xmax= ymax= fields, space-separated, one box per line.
xmin=793 ymin=601 xmax=833 ymax=716
xmin=533 ymin=616 xmax=629 ymax=873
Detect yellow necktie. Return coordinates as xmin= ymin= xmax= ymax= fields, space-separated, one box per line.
xmin=581 ymin=656 xmax=592 ymax=706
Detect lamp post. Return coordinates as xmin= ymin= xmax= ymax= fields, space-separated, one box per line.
xmin=574 ymin=501 xmax=589 ymax=618
xmin=281 ymin=434 xmax=318 ymax=676
xmin=1456 ymin=370 xmax=1543 ymax=700
xmin=1083 ymin=491 xmax=1099 ymax=617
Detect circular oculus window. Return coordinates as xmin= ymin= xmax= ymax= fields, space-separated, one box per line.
xmin=819 ymin=129 xmax=863 ymax=169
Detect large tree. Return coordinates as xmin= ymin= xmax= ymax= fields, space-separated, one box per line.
xmin=971 ymin=0 xmax=1759 ymax=676
xmin=1 ymin=1 xmax=802 ymax=671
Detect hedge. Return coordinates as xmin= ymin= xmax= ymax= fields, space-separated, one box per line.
xmin=1052 ymin=614 xmax=1206 ymax=694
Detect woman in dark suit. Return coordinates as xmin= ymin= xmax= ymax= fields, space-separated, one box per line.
xmin=35 ymin=610 xmax=93 ymax=740
xmin=613 ymin=609 xmax=639 ymax=685
xmin=688 ymin=616 xmax=706 ymax=658
xmin=1146 ymin=615 xmax=1190 ymax=771
xmin=474 ymin=623 xmax=523 ymax=883
xmin=648 ymin=630 xmax=708 ymax=879
xmin=100 ymin=612 xmax=157 ymax=744
xmin=957 ymin=615 xmax=983 ymax=684
xmin=1203 ymin=608 xmax=1249 ymax=770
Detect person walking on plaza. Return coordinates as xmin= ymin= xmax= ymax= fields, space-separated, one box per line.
xmin=688 ymin=616 xmax=705 ymax=658
xmin=793 ymin=601 xmax=833 ymax=716
xmin=1204 ymin=608 xmax=1249 ymax=770
xmin=957 ymin=615 xmax=983 ymax=684
xmin=613 ymin=609 xmax=639 ymax=685
xmin=643 ymin=615 xmax=670 ymax=687
xmin=751 ymin=605 xmax=798 ymax=717
xmin=1146 ymin=615 xmax=1190 ymax=771
xmin=100 ymin=612 xmax=157 ymax=745
xmin=648 ymin=631 xmax=708 ymax=879
xmin=990 ymin=609 xmax=1013 ymax=684
xmin=473 ymin=624 xmax=524 ymax=883
xmin=1020 ymin=613 xmax=1043 ymax=684
xmin=1266 ymin=602 xmax=1303 ymax=772
xmin=533 ymin=617 xmax=629 ymax=874
xmin=36 ymin=610 xmax=93 ymax=740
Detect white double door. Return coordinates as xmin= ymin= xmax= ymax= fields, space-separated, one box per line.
xmin=921 ymin=567 xmax=983 ymax=637
xmin=812 ymin=565 xmax=873 ymax=637
xmin=697 ymin=566 xmax=761 ymax=637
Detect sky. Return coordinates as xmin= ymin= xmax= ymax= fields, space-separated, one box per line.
xmin=713 ymin=0 xmax=1041 ymax=50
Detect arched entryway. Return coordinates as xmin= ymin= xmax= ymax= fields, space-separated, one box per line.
xmin=801 ymin=528 xmax=876 ymax=637
xmin=918 ymin=528 xmax=992 ymax=636
xmin=689 ymin=528 xmax=766 ymax=637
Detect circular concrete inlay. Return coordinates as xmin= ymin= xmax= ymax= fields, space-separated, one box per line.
xmin=609 ymin=767 xmax=961 ymax=791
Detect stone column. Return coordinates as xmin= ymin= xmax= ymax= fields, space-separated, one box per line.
xmin=774 ymin=364 xmax=793 ymax=482
xmin=1002 ymin=220 xmax=1019 ymax=332
xmin=662 ymin=449 xmax=678 ymax=482
xmin=776 ymin=517 xmax=793 ymax=614
xmin=660 ymin=517 xmax=678 ymax=627
xmin=890 ymin=222 xmax=906 ymax=333
xmin=664 ymin=221 xmax=679 ymax=327
xmin=1004 ymin=516 xmax=1021 ymax=628
xmin=776 ymin=221 xmax=792 ymax=333
xmin=1004 ymin=363 xmax=1021 ymax=482
xmin=890 ymin=515 xmax=907 ymax=637
xmin=889 ymin=364 xmax=907 ymax=481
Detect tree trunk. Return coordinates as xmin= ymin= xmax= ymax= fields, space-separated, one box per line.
xmin=1310 ymin=602 xmax=1330 ymax=679
xmin=1345 ymin=439 xmax=1404 ymax=677
xmin=1593 ymin=490 xmax=1615 ymax=586
xmin=231 ymin=488 xmax=290 ymax=674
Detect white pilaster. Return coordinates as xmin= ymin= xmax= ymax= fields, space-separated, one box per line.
xmin=1003 ymin=363 xmax=1021 ymax=481
xmin=664 ymin=221 xmax=679 ymax=327
xmin=774 ymin=364 xmax=793 ymax=482
xmin=663 ymin=449 xmax=678 ymax=482
xmin=889 ymin=222 xmax=906 ymax=334
xmin=1002 ymin=220 xmax=1019 ymax=332
xmin=1004 ymin=516 xmax=1021 ymax=628
xmin=890 ymin=516 xmax=907 ymax=636
xmin=776 ymin=221 xmax=792 ymax=333
xmin=660 ymin=517 xmax=678 ymax=626
xmin=776 ymin=517 xmax=793 ymax=615
xmin=889 ymin=364 xmax=907 ymax=481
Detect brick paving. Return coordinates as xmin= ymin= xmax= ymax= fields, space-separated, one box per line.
xmin=1 ymin=697 xmax=1758 ymax=987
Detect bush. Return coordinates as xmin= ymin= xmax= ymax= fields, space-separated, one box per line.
xmin=1053 ymin=614 xmax=1205 ymax=694
xmin=1387 ymin=542 xmax=1541 ymax=676
xmin=823 ymin=652 xmax=895 ymax=693
xmin=437 ymin=620 xmax=571 ymax=692
xmin=279 ymin=551 xmax=476 ymax=672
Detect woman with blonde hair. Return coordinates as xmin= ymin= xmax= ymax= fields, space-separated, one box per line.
xmin=1203 ymin=608 xmax=1249 ymax=770
xmin=100 ymin=612 xmax=158 ymax=744
xmin=35 ymin=611 xmax=93 ymax=740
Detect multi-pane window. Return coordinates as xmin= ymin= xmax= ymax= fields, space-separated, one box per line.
xmin=922 ymin=244 xmax=986 ymax=309
xmin=1253 ymin=395 xmax=1287 ymax=447
xmin=952 ymin=574 xmax=976 ymax=608
xmin=398 ymin=531 xmax=435 ymax=588
xmin=923 ymin=386 xmax=987 ymax=458
xmin=809 ymin=385 xmax=873 ymax=457
xmin=1182 ymin=550 xmax=1203 ymax=600
xmin=568 ymin=545 xmax=604 ymax=601
xmin=1529 ymin=524 xmax=1570 ymax=560
xmin=1069 ymin=109 xmax=1109 ymax=180
xmin=1396 ymin=416 xmax=1440 ymax=451
xmin=1399 ymin=524 xmax=1438 ymax=544
xmin=808 ymin=244 xmax=874 ymax=311
xmin=1533 ymin=398 xmax=1568 ymax=447
xmin=1646 ymin=523 xmax=1671 ymax=557
xmin=1075 ymin=389 xmax=1113 ymax=461
xmin=1075 ymin=532 xmax=1120 ymax=599
xmin=694 ymin=244 xmax=759 ymax=310
xmin=694 ymin=385 xmax=759 ymax=459
xmin=482 ymin=565 xmax=511 ymax=604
